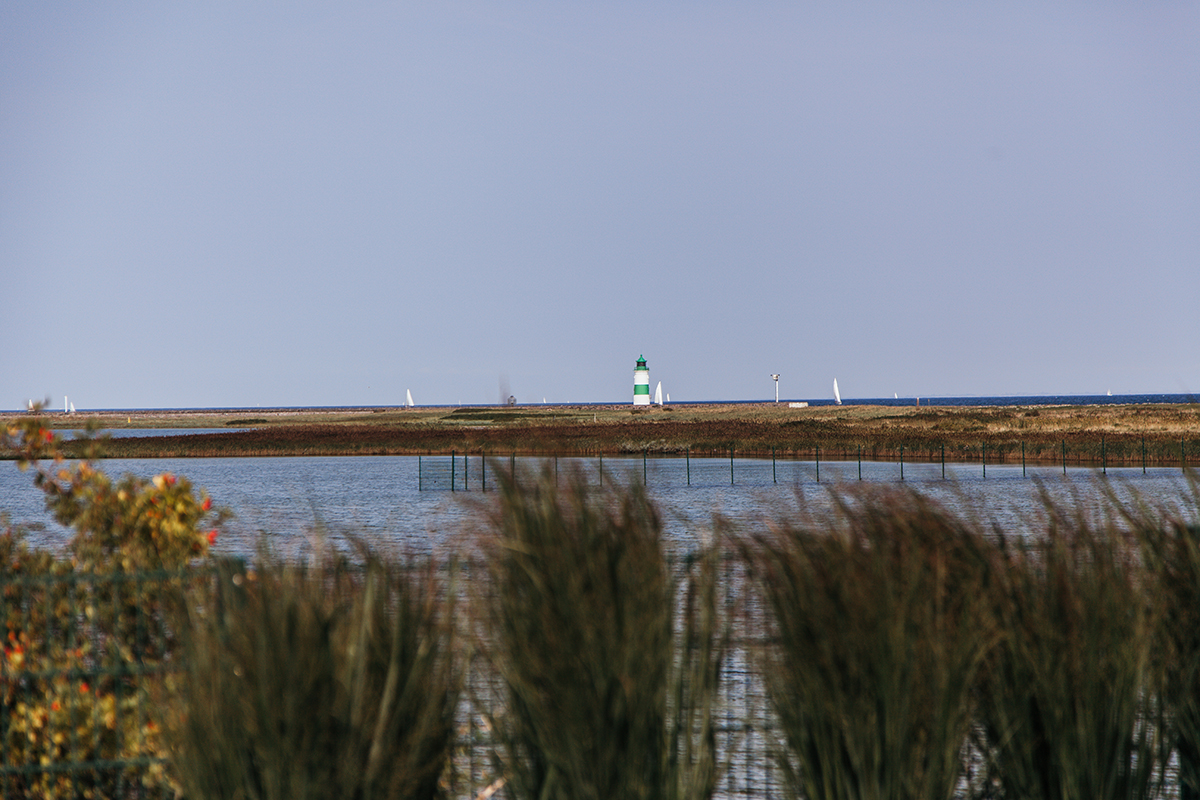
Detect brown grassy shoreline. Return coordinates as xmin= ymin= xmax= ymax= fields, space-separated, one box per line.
xmin=5 ymin=402 xmax=1200 ymax=465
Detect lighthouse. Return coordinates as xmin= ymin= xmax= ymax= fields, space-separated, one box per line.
xmin=633 ymin=355 xmax=651 ymax=405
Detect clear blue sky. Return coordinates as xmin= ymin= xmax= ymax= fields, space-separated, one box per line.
xmin=3 ymin=2 xmax=1197 ymax=409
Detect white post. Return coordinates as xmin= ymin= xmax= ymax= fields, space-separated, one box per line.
xmin=771 ymin=374 xmax=780 ymax=403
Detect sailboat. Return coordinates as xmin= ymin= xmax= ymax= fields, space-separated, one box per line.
xmin=653 ymin=381 xmax=663 ymax=405
xmin=405 ymin=389 xmax=414 ymax=408
xmin=833 ymin=379 xmax=842 ymax=405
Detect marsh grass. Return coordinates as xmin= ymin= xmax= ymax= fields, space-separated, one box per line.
xmin=474 ymin=465 xmax=726 ymax=800
xmin=975 ymin=493 xmax=1166 ymax=800
xmin=1132 ymin=477 xmax=1200 ymax=800
xmin=165 ymin=545 xmax=458 ymax=800
xmin=739 ymin=488 xmax=997 ymax=800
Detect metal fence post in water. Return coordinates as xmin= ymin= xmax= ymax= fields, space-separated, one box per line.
xmin=899 ymin=444 xmax=903 ymax=481
xmin=1022 ymin=441 xmax=1026 ymax=478
xmin=686 ymin=446 xmax=690 ymax=486
xmin=1102 ymin=435 xmax=1106 ymax=475
xmin=599 ymin=453 xmax=603 ymax=486
xmin=941 ymin=442 xmax=945 ymax=480
xmin=816 ymin=444 xmax=820 ymax=483
xmin=730 ymin=446 xmax=734 ymax=486
xmin=481 ymin=451 xmax=486 ymax=492
xmin=772 ymin=446 xmax=776 ymax=484
xmin=451 ymin=449 xmax=456 ymax=491
xmin=1063 ymin=439 xmax=1067 ymax=476
xmin=858 ymin=444 xmax=862 ymax=481
xmin=982 ymin=443 xmax=986 ymax=479
xmin=1142 ymin=436 xmax=1146 ymax=474
xmin=643 ymin=448 xmax=647 ymax=485
xmin=418 ymin=455 xmax=422 ymax=491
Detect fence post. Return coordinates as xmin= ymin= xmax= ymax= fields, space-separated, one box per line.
xmin=816 ymin=444 xmax=820 ymax=483
xmin=1062 ymin=440 xmax=1067 ymax=476
xmin=941 ymin=442 xmax=945 ymax=480
xmin=1142 ymin=436 xmax=1146 ymax=475
xmin=858 ymin=444 xmax=862 ymax=481
xmin=1102 ymin=435 xmax=1106 ymax=475
xmin=982 ymin=443 xmax=986 ymax=479
xmin=687 ymin=446 xmax=691 ymax=486
xmin=730 ymin=445 xmax=734 ymax=486
xmin=772 ymin=446 xmax=776 ymax=484
xmin=643 ymin=448 xmax=647 ymax=485
xmin=482 ymin=451 xmax=486 ymax=492
xmin=599 ymin=453 xmax=603 ymax=486
xmin=451 ymin=449 xmax=456 ymax=492
xmin=418 ymin=455 xmax=422 ymax=491
xmin=464 ymin=450 xmax=469 ymax=489
xmin=1022 ymin=441 xmax=1026 ymax=478
xmin=1184 ymin=438 xmax=1187 ymax=474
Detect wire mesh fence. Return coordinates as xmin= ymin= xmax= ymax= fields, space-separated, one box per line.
xmin=3 ymin=556 xmax=1193 ymax=800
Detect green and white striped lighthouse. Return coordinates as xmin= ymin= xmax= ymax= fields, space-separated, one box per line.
xmin=633 ymin=355 xmax=651 ymax=405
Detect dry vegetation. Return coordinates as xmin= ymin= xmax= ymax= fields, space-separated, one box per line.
xmin=4 ymin=402 xmax=1199 ymax=465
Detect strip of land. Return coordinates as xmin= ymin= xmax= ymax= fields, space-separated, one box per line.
xmin=5 ymin=402 xmax=1200 ymax=465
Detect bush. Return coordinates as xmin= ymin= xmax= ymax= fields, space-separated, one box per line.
xmin=2 ymin=411 xmax=220 ymax=797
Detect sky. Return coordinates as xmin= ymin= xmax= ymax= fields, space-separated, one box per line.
xmin=2 ymin=1 xmax=1198 ymax=409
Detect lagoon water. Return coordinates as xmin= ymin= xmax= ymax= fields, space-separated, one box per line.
xmin=3 ymin=451 xmax=1197 ymax=555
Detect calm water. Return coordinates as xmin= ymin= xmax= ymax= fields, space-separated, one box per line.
xmin=3 ymin=452 xmax=1197 ymax=555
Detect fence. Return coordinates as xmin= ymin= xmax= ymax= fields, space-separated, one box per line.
xmin=2 ymin=559 xmax=1189 ymax=800
xmin=418 ymin=440 xmax=1196 ymax=491
xmin=1 ymin=559 xmax=790 ymax=800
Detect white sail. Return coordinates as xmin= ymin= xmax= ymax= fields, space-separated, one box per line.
xmin=833 ymin=379 xmax=841 ymax=405
xmin=653 ymin=381 xmax=662 ymax=405
xmin=69 ymin=402 xmax=75 ymax=413
xmin=405 ymin=389 xmax=414 ymax=407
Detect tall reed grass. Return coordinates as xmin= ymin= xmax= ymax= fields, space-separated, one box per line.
xmin=474 ymin=465 xmax=726 ymax=800
xmin=738 ymin=488 xmax=997 ymax=800
xmin=165 ymin=545 xmax=458 ymax=800
xmin=1130 ymin=480 xmax=1200 ymax=800
xmin=974 ymin=493 xmax=1166 ymax=800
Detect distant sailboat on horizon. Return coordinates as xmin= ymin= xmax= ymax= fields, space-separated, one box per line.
xmin=833 ymin=379 xmax=842 ymax=405
xmin=405 ymin=389 xmax=414 ymax=408
xmin=654 ymin=381 xmax=663 ymax=405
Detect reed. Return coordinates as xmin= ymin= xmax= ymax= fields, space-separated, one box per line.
xmin=473 ymin=465 xmax=726 ymax=800
xmin=975 ymin=493 xmax=1165 ymax=800
xmin=1132 ymin=478 xmax=1200 ymax=800
xmin=738 ymin=487 xmax=997 ymax=800
xmin=165 ymin=545 xmax=459 ymax=800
